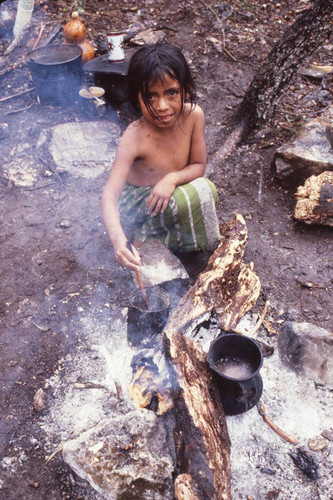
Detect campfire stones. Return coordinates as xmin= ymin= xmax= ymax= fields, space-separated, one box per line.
xmin=321 ymin=429 xmax=333 ymax=442
xmin=62 ymin=409 xmax=175 ymax=499
xmin=3 ymin=157 xmax=38 ymax=187
xmin=278 ymin=321 xmax=333 ymax=386
xmin=294 ymin=171 xmax=333 ymax=226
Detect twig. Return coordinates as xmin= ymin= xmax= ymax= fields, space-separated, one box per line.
xmin=257 ymin=402 xmax=298 ymax=445
xmin=114 ymin=380 xmax=123 ymax=400
xmin=251 ymin=300 xmax=269 ymax=335
xmin=257 ymin=164 xmax=263 ymax=204
xmin=126 ymin=240 xmax=149 ymax=309
xmin=199 ymin=0 xmax=237 ymax=61
xmin=45 ymin=443 xmax=64 ymax=464
xmin=32 ymin=22 xmax=45 ymax=50
xmin=233 ymin=301 xmax=270 ymax=336
xmin=0 ymin=88 xmax=35 ymax=103
xmin=5 ymin=103 xmax=34 ymax=115
xmin=25 ymin=182 xmax=57 ymax=191
xmin=73 ymin=382 xmax=114 ymax=395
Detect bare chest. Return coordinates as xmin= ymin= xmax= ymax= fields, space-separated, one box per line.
xmin=139 ymin=128 xmax=191 ymax=170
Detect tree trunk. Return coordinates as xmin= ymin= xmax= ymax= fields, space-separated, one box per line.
xmin=237 ymin=0 xmax=333 ymax=136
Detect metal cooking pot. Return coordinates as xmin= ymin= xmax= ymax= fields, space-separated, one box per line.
xmin=26 ymin=44 xmax=83 ymax=106
xmin=127 ymin=286 xmax=170 ymax=348
xmin=207 ymin=333 xmax=263 ymax=416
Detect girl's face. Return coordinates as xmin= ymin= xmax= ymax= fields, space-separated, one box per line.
xmin=138 ymin=73 xmax=184 ymax=129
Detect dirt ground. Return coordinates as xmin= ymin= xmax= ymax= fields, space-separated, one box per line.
xmin=0 ymin=0 xmax=332 ymax=498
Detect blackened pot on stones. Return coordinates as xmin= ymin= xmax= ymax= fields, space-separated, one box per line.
xmin=26 ymin=44 xmax=83 ymax=106
xmin=127 ymin=286 xmax=170 ymax=348
xmin=207 ymin=333 xmax=263 ymax=416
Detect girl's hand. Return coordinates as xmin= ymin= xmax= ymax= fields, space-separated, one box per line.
xmin=146 ymin=175 xmax=176 ymax=215
xmin=114 ymin=238 xmax=141 ymax=271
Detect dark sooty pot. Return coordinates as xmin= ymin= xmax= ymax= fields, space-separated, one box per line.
xmin=26 ymin=44 xmax=83 ymax=106
xmin=127 ymin=286 xmax=170 ymax=348
xmin=207 ymin=333 xmax=263 ymax=416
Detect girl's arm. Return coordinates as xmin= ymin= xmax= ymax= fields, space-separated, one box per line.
xmin=146 ymin=106 xmax=207 ymax=215
xmin=101 ymin=128 xmax=142 ymax=271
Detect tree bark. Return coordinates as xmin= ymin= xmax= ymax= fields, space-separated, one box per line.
xmin=166 ymin=213 xmax=261 ymax=332
xmin=237 ymin=0 xmax=333 ymax=136
xmin=294 ymin=171 xmax=333 ymax=226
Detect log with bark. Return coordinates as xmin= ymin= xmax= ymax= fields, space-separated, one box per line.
xmin=294 ymin=171 xmax=333 ymax=226
xmin=166 ymin=213 xmax=261 ymax=333
xmin=166 ymin=214 xmax=260 ymax=499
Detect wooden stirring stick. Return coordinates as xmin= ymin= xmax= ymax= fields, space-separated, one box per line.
xmin=126 ymin=241 xmax=149 ymax=309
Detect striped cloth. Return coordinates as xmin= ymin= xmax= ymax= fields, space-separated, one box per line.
xmin=118 ymin=177 xmax=221 ymax=252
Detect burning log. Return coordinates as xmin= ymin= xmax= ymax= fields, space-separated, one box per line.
xmin=163 ymin=331 xmax=231 ymax=500
xmin=128 ymin=357 xmax=174 ymax=416
xmin=160 ymin=214 xmax=261 ymax=499
xmin=294 ymin=171 xmax=333 ymax=226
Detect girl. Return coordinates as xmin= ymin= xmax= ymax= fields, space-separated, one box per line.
xmin=101 ymin=42 xmax=221 ymax=271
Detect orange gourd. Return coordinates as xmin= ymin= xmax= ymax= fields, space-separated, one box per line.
xmin=77 ymin=38 xmax=95 ymax=63
xmin=64 ymin=12 xmax=86 ymax=43
xmin=63 ymin=12 xmax=94 ymax=63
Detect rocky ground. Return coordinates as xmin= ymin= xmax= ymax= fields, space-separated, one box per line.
xmin=0 ymin=0 xmax=332 ymax=499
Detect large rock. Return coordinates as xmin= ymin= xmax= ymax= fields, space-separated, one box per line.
xmin=62 ymin=409 xmax=175 ymax=500
xmin=48 ymin=121 xmax=121 ymax=179
xmin=274 ymin=115 xmax=333 ymax=187
xmin=278 ymin=321 xmax=333 ymax=386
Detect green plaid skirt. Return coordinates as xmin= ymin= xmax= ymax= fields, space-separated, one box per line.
xmin=118 ymin=177 xmax=221 ymax=252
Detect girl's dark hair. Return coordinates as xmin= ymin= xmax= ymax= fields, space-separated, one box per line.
xmin=127 ymin=42 xmax=196 ymax=117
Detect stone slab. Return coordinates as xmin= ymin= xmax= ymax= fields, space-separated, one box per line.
xmin=48 ymin=120 xmax=121 ymax=179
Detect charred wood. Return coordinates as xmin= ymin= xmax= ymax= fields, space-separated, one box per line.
xmin=159 ymin=214 xmax=261 ymax=499
xmin=163 ymin=330 xmax=231 ymax=500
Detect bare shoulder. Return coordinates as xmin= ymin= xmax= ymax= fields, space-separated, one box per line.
xmin=182 ymin=103 xmax=205 ymax=125
xmin=116 ymin=120 xmax=142 ymax=157
xmin=121 ymin=119 xmax=142 ymax=143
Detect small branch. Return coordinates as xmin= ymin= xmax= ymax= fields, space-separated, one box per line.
xmin=5 ymin=103 xmax=34 ymax=115
xmin=46 ymin=443 xmax=64 ymax=464
xmin=32 ymin=22 xmax=45 ymax=50
xmin=251 ymin=300 xmax=269 ymax=335
xmin=257 ymin=164 xmax=263 ymax=204
xmin=0 ymin=88 xmax=35 ymax=103
xmin=257 ymin=402 xmax=298 ymax=445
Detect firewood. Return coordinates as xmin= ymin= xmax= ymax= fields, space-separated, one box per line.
xmin=294 ymin=171 xmax=333 ymax=226
xmin=165 ymin=213 xmax=261 ymax=332
xmin=160 ymin=214 xmax=262 ymax=499
xmin=163 ymin=330 xmax=231 ymax=500
xmin=174 ymin=474 xmax=201 ymax=500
